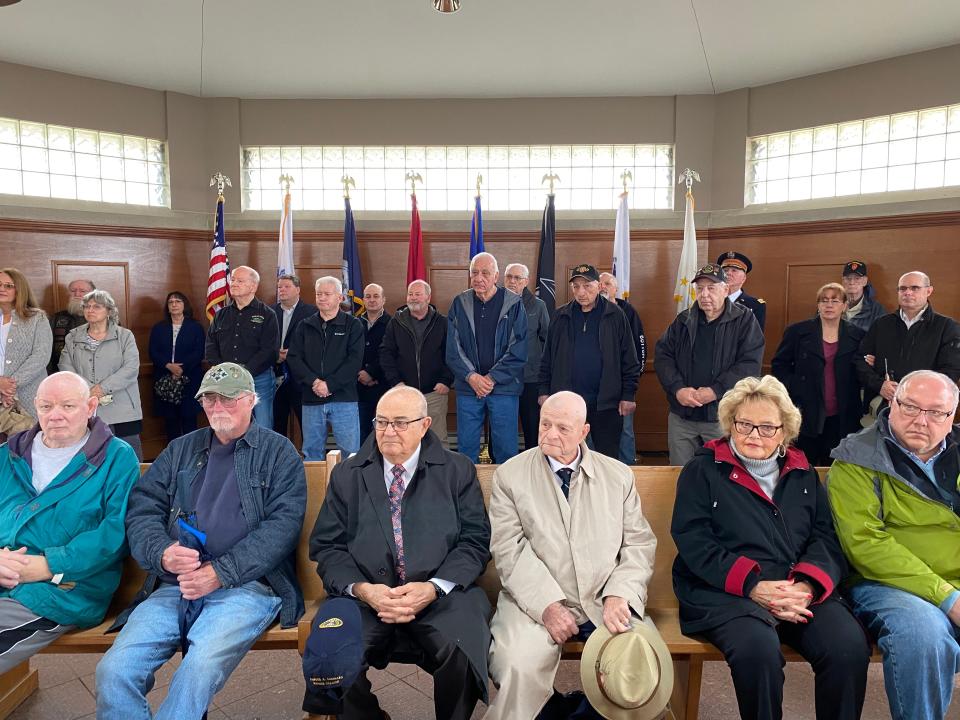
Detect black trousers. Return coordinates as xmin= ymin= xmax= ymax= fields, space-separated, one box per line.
xmin=519 ymin=382 xmax=541 ymax=451
xmin=303 ymin=603 xmax=480 ymax=720
xmin=586 ymin=405 xmax=622 ymax=459
xmin=273 ymin=378 xmax=303 ymax=437
xmin=701 ymin=600 xmax=870 ymax=720
xmin=163 ymin=415 xmax=197 ymax=443
xmin=796 ymin=415 xmax=849 ymax=467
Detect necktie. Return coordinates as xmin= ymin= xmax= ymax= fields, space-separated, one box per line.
xmin=389 ymin=464 xmax=406 ymax=582
xmin=557 ymin=467 xmax=573 ymax=499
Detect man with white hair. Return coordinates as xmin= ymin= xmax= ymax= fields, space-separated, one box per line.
xmin=0 ymin=371 xmax=139 ymax=672
xmin=829 ymin=370 xmax=960 ymax=720
xmin=48 ymin=278 xmax=95 ymax=374
xmin=287 ymin=276 xmax=365 ymax=460
xmin=205 ymin=265 xmax=280 ymax=429
xmin=486 ymin=391 xmax=660 ymax=719
xmin=446 ymin=252 xmax=527 ymax=462
xmin=858 ymin=271 xmax=960 ymax=408
xmin=504 ymin=262 xmax=550 ymax=451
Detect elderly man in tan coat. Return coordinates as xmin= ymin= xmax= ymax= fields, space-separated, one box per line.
xmin=485 ymin=390 xmax=660 ymax=719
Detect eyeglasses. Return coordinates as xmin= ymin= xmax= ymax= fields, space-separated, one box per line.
xmin=199 ymin=393 xmax=249 ymax=409
xmin=818 ymin=298 xmax=844 ymax=305
xmin=374 ymin=416 xmax=425 ymax=432
xmin=895 ymin=399 xmax=955 ymax=423
xmin=733 ymin=420 xmax=783 ymax=438
xmin=0 ymin=282 xmax=15 ymax=291
xmin=898 ymin=285 xmax=929 ymax=293
xmin=81 ymin=303 xmax=106 ymax=311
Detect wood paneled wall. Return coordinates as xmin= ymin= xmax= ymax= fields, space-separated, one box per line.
xmin=3 ymin=210 xmax=959 ymax=460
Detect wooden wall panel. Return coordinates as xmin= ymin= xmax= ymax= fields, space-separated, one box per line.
xmin=3 ymin=210 xmax=958 ymax=458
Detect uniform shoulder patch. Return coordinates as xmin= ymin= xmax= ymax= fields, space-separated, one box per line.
xmin=757 ymin=298 xmax=766 ymax=303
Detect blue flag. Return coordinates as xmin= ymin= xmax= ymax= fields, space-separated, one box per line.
xmin=341 ymin=197 xmax=364 ymax=316
xmin=469 ymin=195 xmax=484 ymax=258
xmin=536 ymin=193 xmax=556 ymax=316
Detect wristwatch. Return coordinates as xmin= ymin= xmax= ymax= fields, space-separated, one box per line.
xmin=429 ymin=580 xmax=446 ymax=598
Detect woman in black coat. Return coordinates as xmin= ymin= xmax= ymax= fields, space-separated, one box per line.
xmin=671 ymin=375 xmax=869 ymax=720
xmin=771 ymin=282 xmax=867 ymax=466
xmin=148 ymin=291 xmax=205 ymax=442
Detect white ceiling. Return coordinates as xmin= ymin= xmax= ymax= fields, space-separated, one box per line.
xmin=1 ymin=1 xmax=958 ymax=99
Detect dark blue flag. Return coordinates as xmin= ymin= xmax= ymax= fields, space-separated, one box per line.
xmin=469 ymin=195 xmax=484 ymax=258
xmin=536 ymin=193 xmax=557 ymax=316
xmin=341 ymin=197 xmax=364 ymax=316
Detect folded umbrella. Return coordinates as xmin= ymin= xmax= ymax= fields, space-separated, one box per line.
xmin=177 ymin=515 xmax=212 ymax=720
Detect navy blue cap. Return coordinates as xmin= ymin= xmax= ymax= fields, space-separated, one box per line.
xmin=302 ymin=597 xmax=363 ymax=700
xmin=716 ymin=251 xmax=753 ymax=274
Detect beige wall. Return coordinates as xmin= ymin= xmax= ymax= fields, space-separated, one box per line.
xmin=1 ymin=43 xmax=959 ymax=219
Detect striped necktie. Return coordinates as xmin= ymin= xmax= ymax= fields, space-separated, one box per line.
xmin=557 ymin=467 xmax=573 ymax=500
xmin=388 ymin=464 xmax=406 ymax=582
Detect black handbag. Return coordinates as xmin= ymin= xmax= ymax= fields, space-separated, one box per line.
xmin=155 ymin=373 xmax=187 ymax=405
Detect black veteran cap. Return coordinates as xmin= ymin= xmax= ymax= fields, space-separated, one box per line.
xmin=843 ymin=260 xmax=868 ymax=277
xmin=302 ymin=598 xmax=363 ymax=701
xmin=570 ymin=264 xmax=600 ymax=282
xmin=716 ymin=251 xmax=753 ymax=274
xmin=694 ymin=263 xmax=727 ymax=284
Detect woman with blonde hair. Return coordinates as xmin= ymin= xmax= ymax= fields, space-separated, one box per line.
xmin=671 ymin=375 xmax=869 ymax=720
xmin=0 ymin=267 xmax=52 ymax=418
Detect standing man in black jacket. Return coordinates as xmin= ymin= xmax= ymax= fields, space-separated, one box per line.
xmin=859 ymin=270 xmax=960 ymax=410
xmin=538 ymin=264 xmax=640 ymax=459
xmin=356 ymin=283 xmax=391 ymax=444
xmin=379 ymin=280 xmax=454 ymax=447
xmin=271 ymin=274 xmax=317 ymax=438
xmin=654 ymin=263 xmax=765 ymax=466
xmin=287 ymin=276 xmax=365 ymax=461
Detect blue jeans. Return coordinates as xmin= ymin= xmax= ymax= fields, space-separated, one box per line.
xmin=302 ymin=401 xmax=360 ymax=461
xmin=848 ymin=581 xmax=960 ymax=720
xmin=456 ymin=393 xmax=519 ymax=463
xmin=96 ymin=582 xmax=281 ymax=720
xmin=252 ymin=369 xmax=275 ymax=429
xmin=618 ymin=410 xmax=636 ymax=464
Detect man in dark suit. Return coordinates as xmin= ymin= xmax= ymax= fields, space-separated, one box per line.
xmin=304 ymin=385 xmax=491 ymax=720
xmin=272 ymin=274 xmax=317 ymax=437
xmin=357 ymin=283 xmax=391 ymax=444
xmin=717 ymin=251 xmax=766 ymax=331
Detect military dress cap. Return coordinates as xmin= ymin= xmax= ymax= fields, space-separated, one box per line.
xmin=716 ymin=251 xmax=753 ymax=274
xmin=194 ymin=362 xmax=255 ymax=399
xmin=693 ymin=263 xmax=726 ymax=284
xmin=570 ymin=264 xmax=601 ymax=282
xmin=843 ymin=260 xmax=868 ymax=276
xmin=302 ymin=598 xmax=364 ymax=702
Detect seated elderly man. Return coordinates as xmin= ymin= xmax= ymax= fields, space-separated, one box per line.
xmin=96 ymin=362 xmax=306 ymax=719
xmin=0 ymin=371 xmax=139 ymax=672
xmin=304 ymin=385 xmax=491 ymax=720
xmin=829 ymin=369 xmax=960 ymax=720
xmin=486 ymin=390 xmax=660 ymax=720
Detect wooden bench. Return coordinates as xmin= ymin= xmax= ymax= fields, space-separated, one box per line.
xmin=2 ymin=458 xmax=869 ymax=720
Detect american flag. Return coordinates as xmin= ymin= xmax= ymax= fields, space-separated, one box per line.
xmin=205 ymin=196 xmax=230 ymax=321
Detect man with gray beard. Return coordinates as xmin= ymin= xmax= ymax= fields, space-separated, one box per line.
xmin=48 ymin=279 xmax=95 ymax=374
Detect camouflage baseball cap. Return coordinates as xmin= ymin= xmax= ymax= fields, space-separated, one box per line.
xmin=195 ymin=362 xmax=255 ymax=399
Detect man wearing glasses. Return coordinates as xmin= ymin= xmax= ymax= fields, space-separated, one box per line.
xmin=304 ymin=385 xmax=491 ymax=720
xmin=859 ymin=270 xmax=960 ymax=409
xmin=97 ymin=362 xmax=305 ymax=719
xmin=829 ymin=370 xmax=960 ymax=720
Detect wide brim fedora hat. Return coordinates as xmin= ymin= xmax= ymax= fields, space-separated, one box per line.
xmin=580 ymin=621 xmax=673 ymax=720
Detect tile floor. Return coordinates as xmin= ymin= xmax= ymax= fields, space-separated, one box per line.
xmin=10 ymin=650 xmax=960 ymax=719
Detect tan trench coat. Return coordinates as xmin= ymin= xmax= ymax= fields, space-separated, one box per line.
xmin=485 ymin=443 xmax=657 ymax=720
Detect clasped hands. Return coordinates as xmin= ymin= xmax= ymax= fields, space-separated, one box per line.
xmin=354 ymin=581 xmax=437 ymax=623
xmin=749 ymin=579 xmax=815 ymax=624
xmin=0 ymin=547 xmax=52 ymax=588
xmin=311 ymin=378 xmax=331 ymax=398
xmin=676 ymin=386 xmax=717 ymax=408
xmin=541 ymin=596 xmax=632 ymax=646
xmin=467 ymin=373 xmax=495 ymax=398
xmin=162 ymin=542 xmax=221 ymax=601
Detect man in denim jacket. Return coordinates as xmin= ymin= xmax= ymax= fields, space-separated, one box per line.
xmin=97 ymin=362 xmax=305 ymax=720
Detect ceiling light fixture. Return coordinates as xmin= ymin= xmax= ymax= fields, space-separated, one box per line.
xmin=433 ymin=0 xmax=460 ymax=13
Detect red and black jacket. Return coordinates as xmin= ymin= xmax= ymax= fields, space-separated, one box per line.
xmin=670 ymin=438 xmax=846 ymax=635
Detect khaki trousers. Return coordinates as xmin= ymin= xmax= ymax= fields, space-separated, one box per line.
xmin=426 ymin=390 xmax=450 ymax=448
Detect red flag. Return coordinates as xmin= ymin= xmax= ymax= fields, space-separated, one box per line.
xmin=406 ymin=194 xmax=425 ymax=284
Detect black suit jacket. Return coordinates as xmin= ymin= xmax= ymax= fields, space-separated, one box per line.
xmin=734 ymin=291 xmax=766 ymax=332
xmin=272 ymin=300 xmax=318 ymax=377
xmin=309 ymin=429 xmax=492 ymax=695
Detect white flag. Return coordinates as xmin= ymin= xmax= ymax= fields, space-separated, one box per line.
xmin=612 ymin=192 xmax=631 ymax=299
xmin=674 ymin=189 xmax=699 ymax=314
xmin=276 ymin=190 xmax=294 ymax=279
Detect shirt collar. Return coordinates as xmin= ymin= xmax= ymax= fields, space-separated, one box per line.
xmin=900 ymin=305 xmax=928 ymax=328
xmin=890 ymin=432 xmax=946 ymax=476
xmin=728 ymin=289 xmax=743 ymax=303
xmin=546 ymin=446 xmax=582 ymax=475
xmin=383 ymin=444 xmax=422 ymax=486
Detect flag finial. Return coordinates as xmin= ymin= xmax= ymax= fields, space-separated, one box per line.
xmin=209 ymin=171 xmax=232 ymax=200
xmin=678 ymin=168 xmax=701 ymax=191
xmin=278 ymin=174 xmax=294 ymax=194
xmin=476 ymin=173 xmax=483 ymax=197
xmin=620 ymin=169 xmax=632 ymax=195
xmin=405 ymin=171 xmax=423 ymax=197
xmin=541 ymin=173 xmax=561 ymax=195
xmin=341 ymin=175 xmax=355 ymax=199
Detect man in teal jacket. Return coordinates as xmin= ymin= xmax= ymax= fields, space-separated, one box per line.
xmin=828 ymin=369 xmax=960 ymax=720
xmin=0 ymin=371 xmax=139 ymax=672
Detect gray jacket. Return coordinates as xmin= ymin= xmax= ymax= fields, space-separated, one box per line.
xmin=520 ymin=288 xmax=550 ymax=383
xmin=2 ymin=310 xmax=52 ymax=418
xmin=59 ymin=323 xmax=143 ymax=425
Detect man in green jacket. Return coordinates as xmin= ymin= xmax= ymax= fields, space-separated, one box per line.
xmin=828 ymin=369 xmax=960 ymax=720
xmin=0 ymin=371 xmax=139 ymax=672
